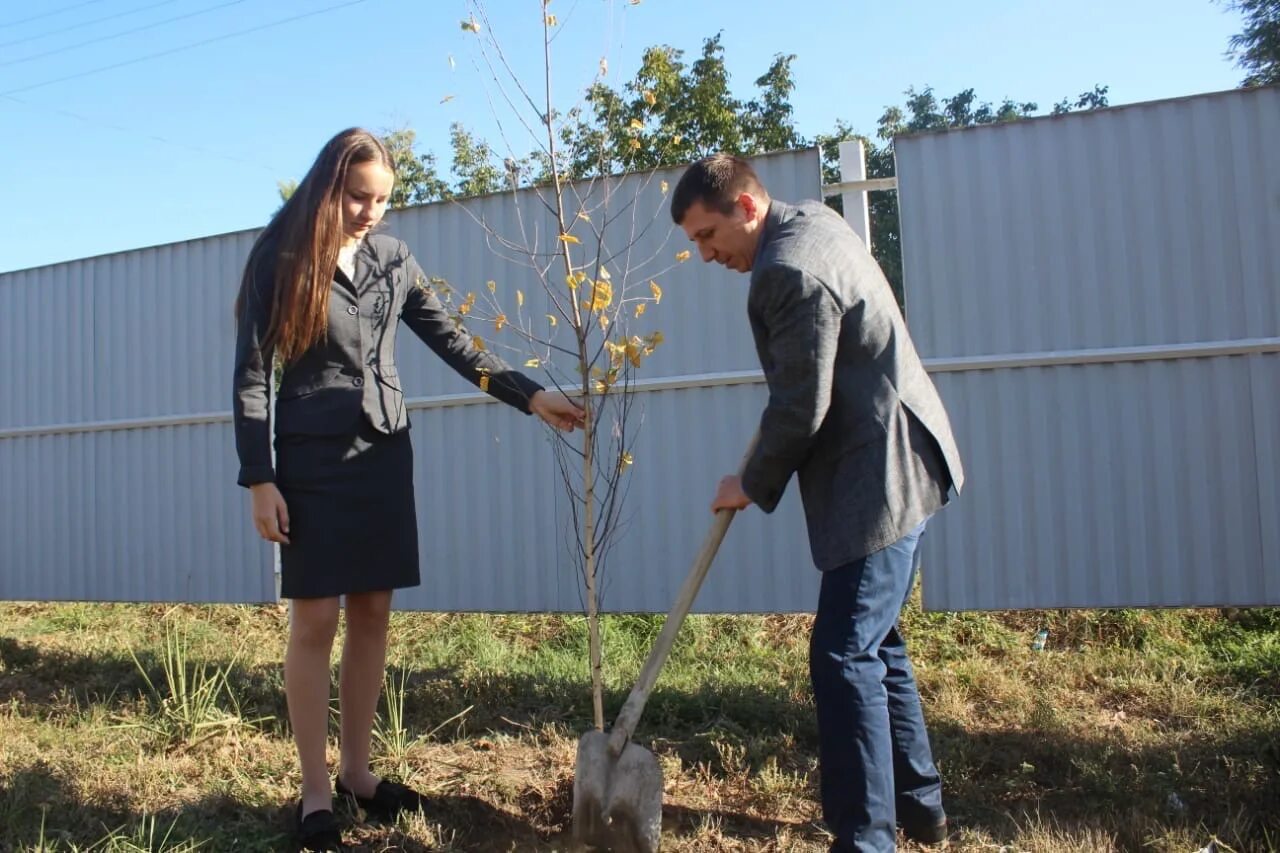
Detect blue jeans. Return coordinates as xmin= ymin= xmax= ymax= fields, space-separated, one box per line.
xmin=810 ymin=519 xmax=943 ymax=852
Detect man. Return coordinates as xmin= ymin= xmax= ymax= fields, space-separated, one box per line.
xmin=671 ymin=154 xmax=964 ymax=852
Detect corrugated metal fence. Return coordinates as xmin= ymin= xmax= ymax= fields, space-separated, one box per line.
xmin=898 ymin=85 xmax=1280 ymax=609
xmin=5 ymin=86 xmax=1277 ymax=612
xmin=0 ymin=149 xmax=821 ymax=611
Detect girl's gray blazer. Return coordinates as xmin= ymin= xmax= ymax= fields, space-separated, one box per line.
xmin=232 ymin=232 xmax=542 ymax=487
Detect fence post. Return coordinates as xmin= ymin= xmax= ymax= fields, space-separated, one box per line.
xmin=839 ymin=139 xmax=872 ymax=250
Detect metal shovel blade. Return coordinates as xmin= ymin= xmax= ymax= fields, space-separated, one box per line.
xmin=571 ymin=729 xmax=663 ymax=852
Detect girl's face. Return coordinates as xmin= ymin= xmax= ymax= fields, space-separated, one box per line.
xmin=341 ymin=160 xmax=394 ymax=243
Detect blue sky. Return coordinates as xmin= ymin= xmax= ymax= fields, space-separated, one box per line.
xmin=0 ymin=0 xmax=1246 ymax=273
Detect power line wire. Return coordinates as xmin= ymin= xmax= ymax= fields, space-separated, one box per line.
xmin=0 ymin=0 xmax=108 ymax=30
xmin=2 ymin=92 xmax=285 ymax=174
xmin=3 ymin=0 xmax=247 ymax=68
xmin=0 ymin=0 xmax=369 ymax=97
xmin=2 ymin=0 xmax=184 ymax=50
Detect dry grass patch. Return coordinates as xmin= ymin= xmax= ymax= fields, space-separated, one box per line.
xmin=1 ymin=601 xmax=1276 ymax=851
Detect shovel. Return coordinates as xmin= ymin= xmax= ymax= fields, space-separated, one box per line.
xmin=571 ymin=434 xmax=758 ymax=852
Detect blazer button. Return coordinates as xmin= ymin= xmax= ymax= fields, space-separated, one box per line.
xmin=347 ymin=305 xmax=359 ymax=315
xmin=353 ymin=377 xmax=364 ymax=387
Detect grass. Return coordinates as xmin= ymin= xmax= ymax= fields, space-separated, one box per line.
xmin=0 ymin=597 xmax=1276 ymax=851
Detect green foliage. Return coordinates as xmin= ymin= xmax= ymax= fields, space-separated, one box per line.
xmin=1223 ymin=0 xmax=1280 ymax=86
xmin=121 ymin=620 xmax=263 ymax=749
xmin=448 ymin=123 xmax=505 ymax=197
xmin=562 ymin=35 xmax=799 ymax=177
xmin=274 ymin=179 xmax=297 ymax=204
xmin=382 ymin=127 xmax=451 ymax=207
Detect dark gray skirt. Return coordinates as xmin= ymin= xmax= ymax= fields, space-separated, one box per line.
xmin=274 ymin=418 xmax=420 ymax=599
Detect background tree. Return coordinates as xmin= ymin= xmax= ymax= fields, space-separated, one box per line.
xmin=564 ymin=35 xmax=799 ymax=176
xmin=382 ymin=127 xmax=451 ymax=206
xmin=1222 ymin=0 xmax=1280 ymax=85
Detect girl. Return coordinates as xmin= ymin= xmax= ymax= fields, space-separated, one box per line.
xmin=233 ymin=128 xmax=582 ymax=851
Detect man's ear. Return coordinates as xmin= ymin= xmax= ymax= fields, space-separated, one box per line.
xmin=738 ymin=192 xmax=758 ymax=219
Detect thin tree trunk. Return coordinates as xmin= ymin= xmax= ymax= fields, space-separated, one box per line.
xmin=582 ymin=419 xmax=603 ymax=729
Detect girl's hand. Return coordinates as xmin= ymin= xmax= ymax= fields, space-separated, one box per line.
xmin=530 ymin=390 xmax=586 ymax=432
xmin=249 ymin=483 xmax=291 ymax=544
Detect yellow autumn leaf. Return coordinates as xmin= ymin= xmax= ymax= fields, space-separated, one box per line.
xmin=472 ymin=335 xmax=486 ymax=351
xmin=675 ymin=250 xmax=691 ymax=262
xmin=593 ymin=379 xmax=607 ymax=394
xmin=545 ymin=13 xmax=557 ymax=25
xmin=629 ymin=138 xmax=641 ymax=151
xmin=525 ymin=357 xmax=541 ymax=368
xmin=494 ymin=314 xmax=507 ymax=331
xmin=598 ymin=266 xmax=611 ymax=281
xmin=650 ymin=280 xmax=662 ymax=303
xmin=621 ymin=451 xmax=634 ymax=467
xmin=460 ymin=16 xmax=480 ymax=32
xmin=565 ymin=270 xmax=587 ymax=290
xmin=660 ymin=180 xmax=669 ymax=194
xmin=486 ymin=280 xmax=496 ymax=293
xmin=516 ymin=290 xmax=524 ymax=307
xmin=625 ymin=340 xmax=642 ymax=368
xmin=629 ymin=118 xmax=644 ymax=131
xmin=634 ymin=303 xmax=647 ymax=318
xmin=558 ymin=234 xmax=581 ymax=245
xmin=577 ymin=211 xmax=591 ymax=222
xmin=672 ymin=134 xmax=683 ymax=145
xmin=642 ymin=90 xmax=656 ymax=107
xmin=588 ymin=280 xmax=613 ymax=311
xmin=479 ymin=375 xmax=490 ymax=392
xmin=546 ymin=314 xmax=558 ymax=327
xmin=599 ymin=314 xmax=610 ymax=331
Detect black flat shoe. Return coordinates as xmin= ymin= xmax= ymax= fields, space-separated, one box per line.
xmin=295 ymin=803 xmax=346 ymax=852
xmin=336 ymin=777 xmax=427 ymax=821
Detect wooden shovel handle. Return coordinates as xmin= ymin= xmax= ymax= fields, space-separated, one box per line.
xmin=607 ymin=431 xmax=760 ymax=756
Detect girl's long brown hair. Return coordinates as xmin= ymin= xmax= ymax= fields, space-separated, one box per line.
xmin=235 ymin=128 xmax=395 ymax=362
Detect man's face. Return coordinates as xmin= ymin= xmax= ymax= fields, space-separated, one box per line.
xmin=679 ymin=194 xmax=763 ymax=273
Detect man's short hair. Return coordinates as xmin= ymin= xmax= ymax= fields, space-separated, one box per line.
xmin=670 ymin=154 xmax=769 ymax=224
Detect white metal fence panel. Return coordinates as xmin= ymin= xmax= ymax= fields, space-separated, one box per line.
xmin=897 ymin=85 xmax=1280 ymax=610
